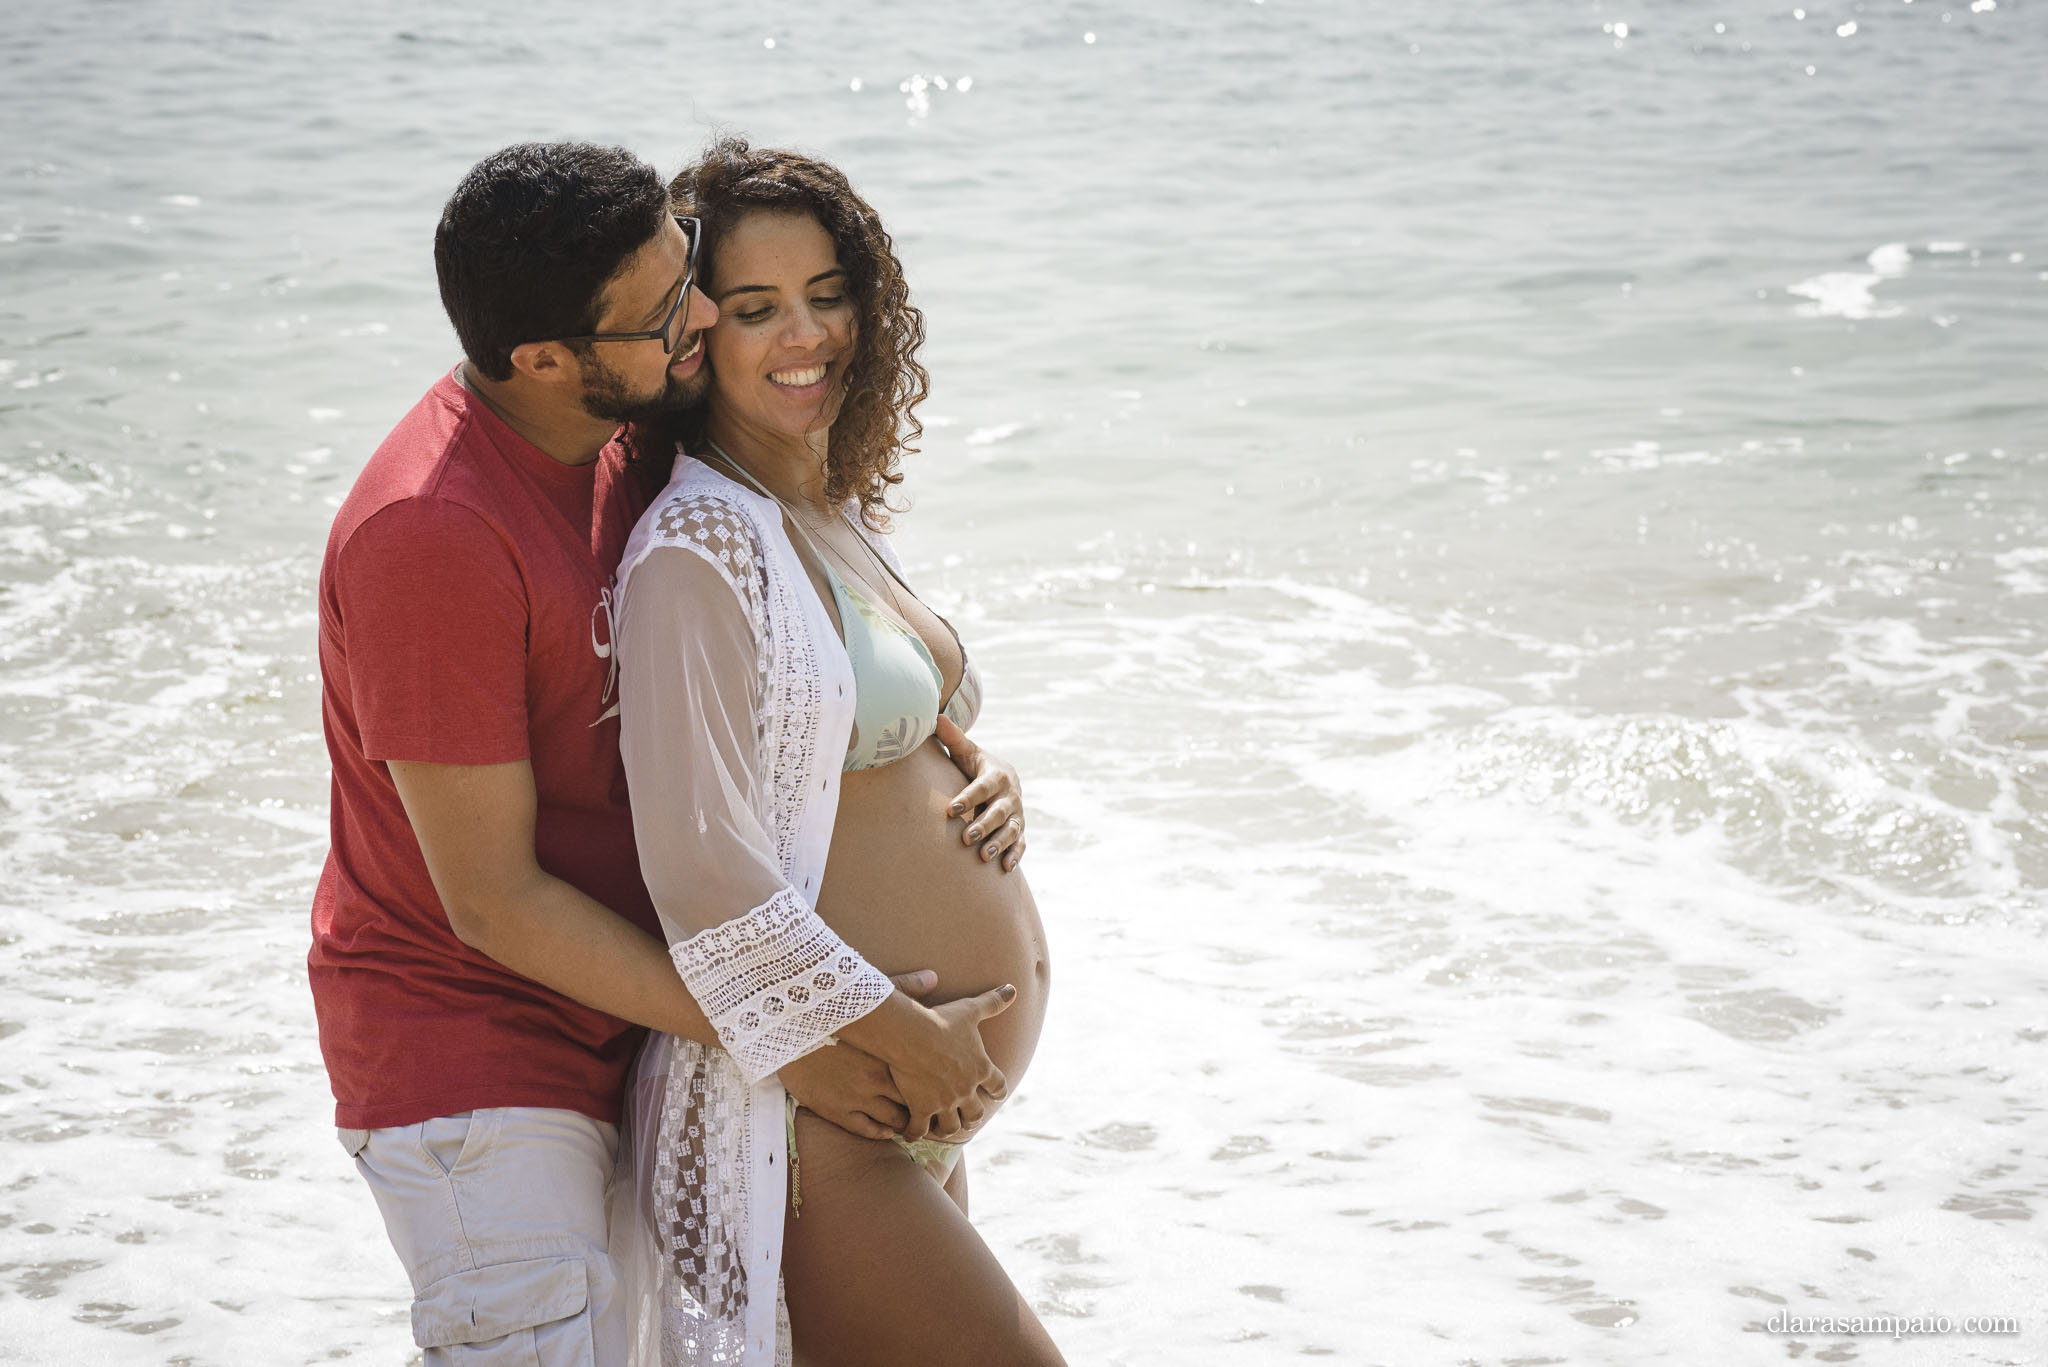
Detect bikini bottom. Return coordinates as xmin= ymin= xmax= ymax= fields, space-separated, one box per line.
xmin=784 ymin=1094 xmax=965 ymax=1219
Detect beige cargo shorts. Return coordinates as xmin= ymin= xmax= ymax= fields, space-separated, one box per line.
xmin=340 ymin=1107 xmax=624 ymax=1365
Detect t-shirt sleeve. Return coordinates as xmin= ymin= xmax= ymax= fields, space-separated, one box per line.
xmin=333 ymin=497 xmax=530 ymax=765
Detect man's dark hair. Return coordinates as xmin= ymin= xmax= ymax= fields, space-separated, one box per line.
xmin=434 ymin=142 xmax=670 ymax=381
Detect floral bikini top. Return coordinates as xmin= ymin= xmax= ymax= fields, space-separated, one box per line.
xmin=702 ymin=444 xmax=981 ymax=770
xmin=825 ymin=563 xmax=982 ymax=770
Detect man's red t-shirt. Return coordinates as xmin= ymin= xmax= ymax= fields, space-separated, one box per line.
xmin=310 ymin=370 xmax=658 ymax=1130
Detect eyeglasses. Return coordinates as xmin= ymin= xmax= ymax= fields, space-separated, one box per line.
xmin=547 ymin=215 xmax=703 ymax=355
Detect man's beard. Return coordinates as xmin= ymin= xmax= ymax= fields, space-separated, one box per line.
xmin=576 ymin=343 xmax=711 ymax=423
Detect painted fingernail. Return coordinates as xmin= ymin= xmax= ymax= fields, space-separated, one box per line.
xmin=965 ymin=826 xmax=980 ymax=841
xmin=950 ymin=802 xmax=965 ymax=815
xmin=984 ymin=843 xmax=998 ymax=858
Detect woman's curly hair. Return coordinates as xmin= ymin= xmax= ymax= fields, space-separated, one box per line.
xmin=626 ymin=137 xmax=929 ymax=528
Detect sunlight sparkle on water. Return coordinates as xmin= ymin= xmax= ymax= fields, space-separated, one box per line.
xmin=4 ymin=4 xmax=2045 ymax=1362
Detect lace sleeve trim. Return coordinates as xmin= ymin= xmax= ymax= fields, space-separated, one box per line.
xmin=671 ymin=887 xmax=895 ymax=1084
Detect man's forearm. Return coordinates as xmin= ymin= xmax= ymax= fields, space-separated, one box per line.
xmin=449 ymin=872 xmax=719 ymax=1049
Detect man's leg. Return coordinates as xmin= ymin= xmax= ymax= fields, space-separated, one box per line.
xmin=342 ymin=1107 xmax=623 ymax=1365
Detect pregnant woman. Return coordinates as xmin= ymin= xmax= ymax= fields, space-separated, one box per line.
xmin=610 ymin=138 xmax=1062 ymax=1367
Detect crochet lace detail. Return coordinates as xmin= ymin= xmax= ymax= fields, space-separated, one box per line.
xmin=671 ymin=889 xmax=893 ymax=1082
xmin=652 ymin=1044 xmax=753 ymax=1362
xmin=652 ymin=491 xmax=773 ymax=696
xmin=636 ymin=473 xmax=888 ymax=1365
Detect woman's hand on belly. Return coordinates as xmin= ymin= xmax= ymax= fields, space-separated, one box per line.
xmin=835 ymin=982 xmax=1020 ymax=1141
xmin=778 ymin=969 xmax=940 ymax=1141
xmin=822 ymin=742 xmax=1051 ymax=1111
xmin=935 ymin=716 xmax=1026 ymax=873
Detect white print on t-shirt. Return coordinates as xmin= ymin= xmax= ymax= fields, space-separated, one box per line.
xmin=589 ymin=584 xmax=620 ymax=726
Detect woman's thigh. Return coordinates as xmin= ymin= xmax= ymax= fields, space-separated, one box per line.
xmin=943 ymin=1151 xmax=969 ymax=1216
xmin=783 ymin=1110 xmax=1065 ymax=1367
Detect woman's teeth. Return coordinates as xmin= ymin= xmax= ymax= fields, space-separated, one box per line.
xmin=769 ymin=365 xmax=827 ymax=388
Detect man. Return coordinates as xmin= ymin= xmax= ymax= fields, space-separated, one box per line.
xmin=310 ymin=143 xmax=1006 ymax=1364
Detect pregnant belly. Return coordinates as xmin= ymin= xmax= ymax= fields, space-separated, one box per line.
xmin=813 ymin=738 xmax=1051 ymax=1090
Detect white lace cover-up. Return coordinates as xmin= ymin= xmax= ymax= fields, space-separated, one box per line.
xmin=608 ymin=456 xmax=903 ymax=1366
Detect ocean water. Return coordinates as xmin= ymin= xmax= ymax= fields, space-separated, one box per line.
xmin=2 ymin=1 xmax=2044 ymax=1363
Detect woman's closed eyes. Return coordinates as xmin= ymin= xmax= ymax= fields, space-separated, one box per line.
xmin=733 ymin=294 xmax=846 ymax=326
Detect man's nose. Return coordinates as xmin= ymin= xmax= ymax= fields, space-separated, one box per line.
xmin=680 ymin=285 xmax=718 ymax=338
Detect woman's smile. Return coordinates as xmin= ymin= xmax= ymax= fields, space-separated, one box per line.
xmin=703 ymin=209 xmax=856 ymax=443
xmin=767 ymin=359 xmax=833 ymax=396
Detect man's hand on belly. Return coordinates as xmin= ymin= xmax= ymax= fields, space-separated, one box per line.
xmin=781 ymin=1041 xmax=911 ymax=1140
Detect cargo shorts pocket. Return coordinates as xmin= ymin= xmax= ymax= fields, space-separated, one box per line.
xmin=410 ymin=1254 xmax=591 ymax=1364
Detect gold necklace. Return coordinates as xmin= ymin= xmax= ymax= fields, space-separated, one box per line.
xmin=701 ymin=440 xmax=908 ymax=616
